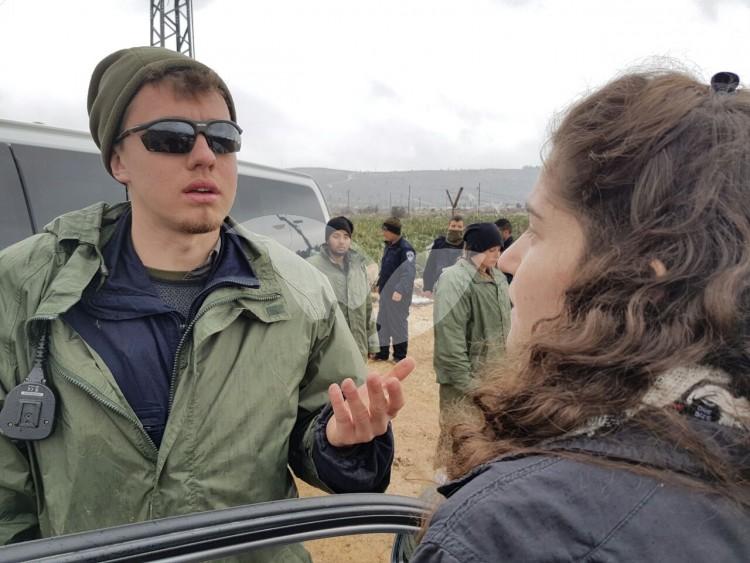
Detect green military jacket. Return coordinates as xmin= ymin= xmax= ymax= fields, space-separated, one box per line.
xmin=433 ymin=258 xmax=512 ymax=392
xmin=0 ymin=203 xmax=366 ymax=562
xmin=307 ymin=245 xmax=379 ymax=358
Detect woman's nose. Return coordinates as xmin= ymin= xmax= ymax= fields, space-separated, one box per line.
xmin=497 ymin=232 xmax=528 ymax=275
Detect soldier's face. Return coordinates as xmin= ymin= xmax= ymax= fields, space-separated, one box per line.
xmin=110 ymin=82 xmax=237 ymax=237
xmin=382 ymin=229 xmax=399 ymax=242
xmin=328 ymin=230 xmax=352 ymax=255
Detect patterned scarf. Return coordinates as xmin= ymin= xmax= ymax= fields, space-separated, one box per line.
xmin=560 ymin=365 xmax=750 ymax=439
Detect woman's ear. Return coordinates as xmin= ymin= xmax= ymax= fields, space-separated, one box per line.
xmin=650 ymin=258 xmax=667 ymax=278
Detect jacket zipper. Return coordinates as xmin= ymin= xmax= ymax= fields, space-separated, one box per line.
xmin=51 ymin=360 xmax=159 ymax=458
xmin=29 ymin=314 xmax=160 ymax=458
xmin=167 ymin=292 xmax=281 ymax=411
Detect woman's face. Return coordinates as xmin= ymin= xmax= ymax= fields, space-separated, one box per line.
xmin=498 ymin=171 xmax=586 ymax=351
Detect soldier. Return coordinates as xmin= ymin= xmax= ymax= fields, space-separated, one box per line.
xmin=494 ymin=217 xmax=515 ymax=284
xmin=422 ymin=215 xmax=464 ymax=297
xmin=375 ymin=217 xmax=416 ymax=362
xmin=308 ymin=216 xmax=379 ymax=360
xmin=432 ymin=223 xmax=511 ymax=467
xmin=0 ymin=47 xmax=412 ymax=561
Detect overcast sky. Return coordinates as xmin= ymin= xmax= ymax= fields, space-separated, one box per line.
xmin=0 ymin=0 xmax=747 ymax=170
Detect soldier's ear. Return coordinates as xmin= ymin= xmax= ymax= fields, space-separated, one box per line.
xmin=110 ymin=146 xmax=131 ymax=186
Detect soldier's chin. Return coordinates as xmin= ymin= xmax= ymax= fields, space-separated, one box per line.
xmin=178 ymin=219 xmax=222 ymax=235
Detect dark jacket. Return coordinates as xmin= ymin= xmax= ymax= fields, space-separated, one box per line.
xmin=501 ymin=235 xmax=514 ymax=284
xmin=377 ymin=237 xmax=416 ymax=303
xmin=423 ymin=236 xmax=462 ymax=292
xmin=412 ymin=420 xmax=750 ymax=562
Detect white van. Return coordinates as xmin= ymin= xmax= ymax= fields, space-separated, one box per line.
xmin=0 ymin=119 xmax=330 ymax=254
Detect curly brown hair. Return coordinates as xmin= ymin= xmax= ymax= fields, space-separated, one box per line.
xmin=449 ymin=70 xmax=750 ymax=499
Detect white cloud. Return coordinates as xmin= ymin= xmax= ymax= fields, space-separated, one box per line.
xmin=0 ymin=0 xmax=747 ymax=170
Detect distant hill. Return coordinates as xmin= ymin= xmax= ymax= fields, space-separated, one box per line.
xmin=292 ymin=167 xmax=540 ymax=213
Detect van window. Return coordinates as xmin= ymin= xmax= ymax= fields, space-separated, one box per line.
xmin=233 ymin=175 xmax=327 ymax=254
xmin=0 ymin=144 xmax=34 ymax=248
xmin=233 ymin=175 xmax=326 ymax=223
xmin=10 ymin=144 xmax=124 ymax=229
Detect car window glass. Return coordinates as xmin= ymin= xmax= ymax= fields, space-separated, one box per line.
xmin=233 ymin=175 xmax=325 ymax=224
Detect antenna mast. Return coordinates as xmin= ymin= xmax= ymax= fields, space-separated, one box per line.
xmin=150 ymin=0 xmax=195 ymax=58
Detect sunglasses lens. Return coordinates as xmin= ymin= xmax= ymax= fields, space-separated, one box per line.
xmin=205 ymin=122 xmax=242 ymax=154
xmin=141 ymin=121 xmax=196 ymax=153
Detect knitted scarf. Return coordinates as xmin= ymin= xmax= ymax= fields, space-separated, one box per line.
xmin=560 ymin=365 xmax=750 ymax=439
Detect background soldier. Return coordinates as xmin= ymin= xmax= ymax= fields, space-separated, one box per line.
xmin=422 ymin=215 xmax=464 ymax=297
xmin=308 ymin=216 xmax=379 ymax=360
xmin=494 ymin=217 xmax=515 ymax=284
xmin=375 ymin=217 xmax=416 ymax=362
xmin=432 ymin=223 xmax=511 ymax=468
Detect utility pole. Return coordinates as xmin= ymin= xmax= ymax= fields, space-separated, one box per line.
xmin=407 ymin=185 xmax=411 ymax=215
xmin=151 ymin=0 xmax=195 ymax=57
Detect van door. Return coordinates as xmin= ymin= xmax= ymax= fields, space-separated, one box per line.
xmin=0 ymin=144 xmax=34 ymax=248
xmin=9 ymin=144 xmax=124 ymax=231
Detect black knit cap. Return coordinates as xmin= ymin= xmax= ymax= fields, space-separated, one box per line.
xmin=382 ymin=217 xmax=402 ymax=235
xmin=326 ymin=216 xmax=354 ymax=239
xmin=464 ymin=222 xmax=503 ymax=253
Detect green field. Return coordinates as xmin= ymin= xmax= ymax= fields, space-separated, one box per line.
xmin=349 ymin=212 xmax=528 ymax=273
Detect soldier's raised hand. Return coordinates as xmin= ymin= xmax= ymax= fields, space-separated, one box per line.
xmin=326 ymin=358 xmax=415 ymax=447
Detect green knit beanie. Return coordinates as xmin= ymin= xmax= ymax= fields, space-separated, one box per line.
xmin=87 ymin=46 xmax=237 ymax=175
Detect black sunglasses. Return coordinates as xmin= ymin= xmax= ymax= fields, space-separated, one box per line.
xmin=114 ymin=118 xmax=243 ymax=155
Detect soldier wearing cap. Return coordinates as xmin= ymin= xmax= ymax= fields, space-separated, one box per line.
xmin=0 ymin=46 xmax=413 ymax=561
xmin=308 ymin=216 xmax=379 ymax=360
xmin=432 ymin=222 xmax=511 ymax=466
xmin=375 ymin=217 xmax=416 ymax=362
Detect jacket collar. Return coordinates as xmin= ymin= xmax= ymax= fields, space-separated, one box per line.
xmin=320 ymin=243 xmax=369 ymax=268
xmin=30 ymin=202 xmax=125 ymax=321
xmin=32 ymin=203 xmax=288 ymax=322
xmin=320 ymin=243 xmax=349 ymax=268
xmin=438 ymin=418 xmax=746 ymax=498
xmin=81 ymin=210 xmax=262 ymax=321
xmin=457 ymin=257 xmax=503 ymax=284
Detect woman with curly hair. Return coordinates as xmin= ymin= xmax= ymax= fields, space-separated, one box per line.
xmin=411 ymin=70 xmax=750 ymax=561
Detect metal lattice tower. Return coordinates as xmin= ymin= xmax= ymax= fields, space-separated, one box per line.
xmin=150 ymin=0 xmax=195 ymax=58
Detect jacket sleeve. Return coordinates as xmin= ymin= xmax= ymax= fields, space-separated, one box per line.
xmin=393 ymin=246 xmax=417 ymax=297
xmin=0 ymin=249 xmax=41 ymax=544
xmin=433 ymin=273 xmax=473 ymax=391
xmin=288 ymin=301 xmax=393 ymax=493
xmin=423 ymin=244 xmax=439 ymax=292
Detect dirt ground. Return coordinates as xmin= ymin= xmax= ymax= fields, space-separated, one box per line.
xmin=296 ymin=301 xmax=441 ymax=562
